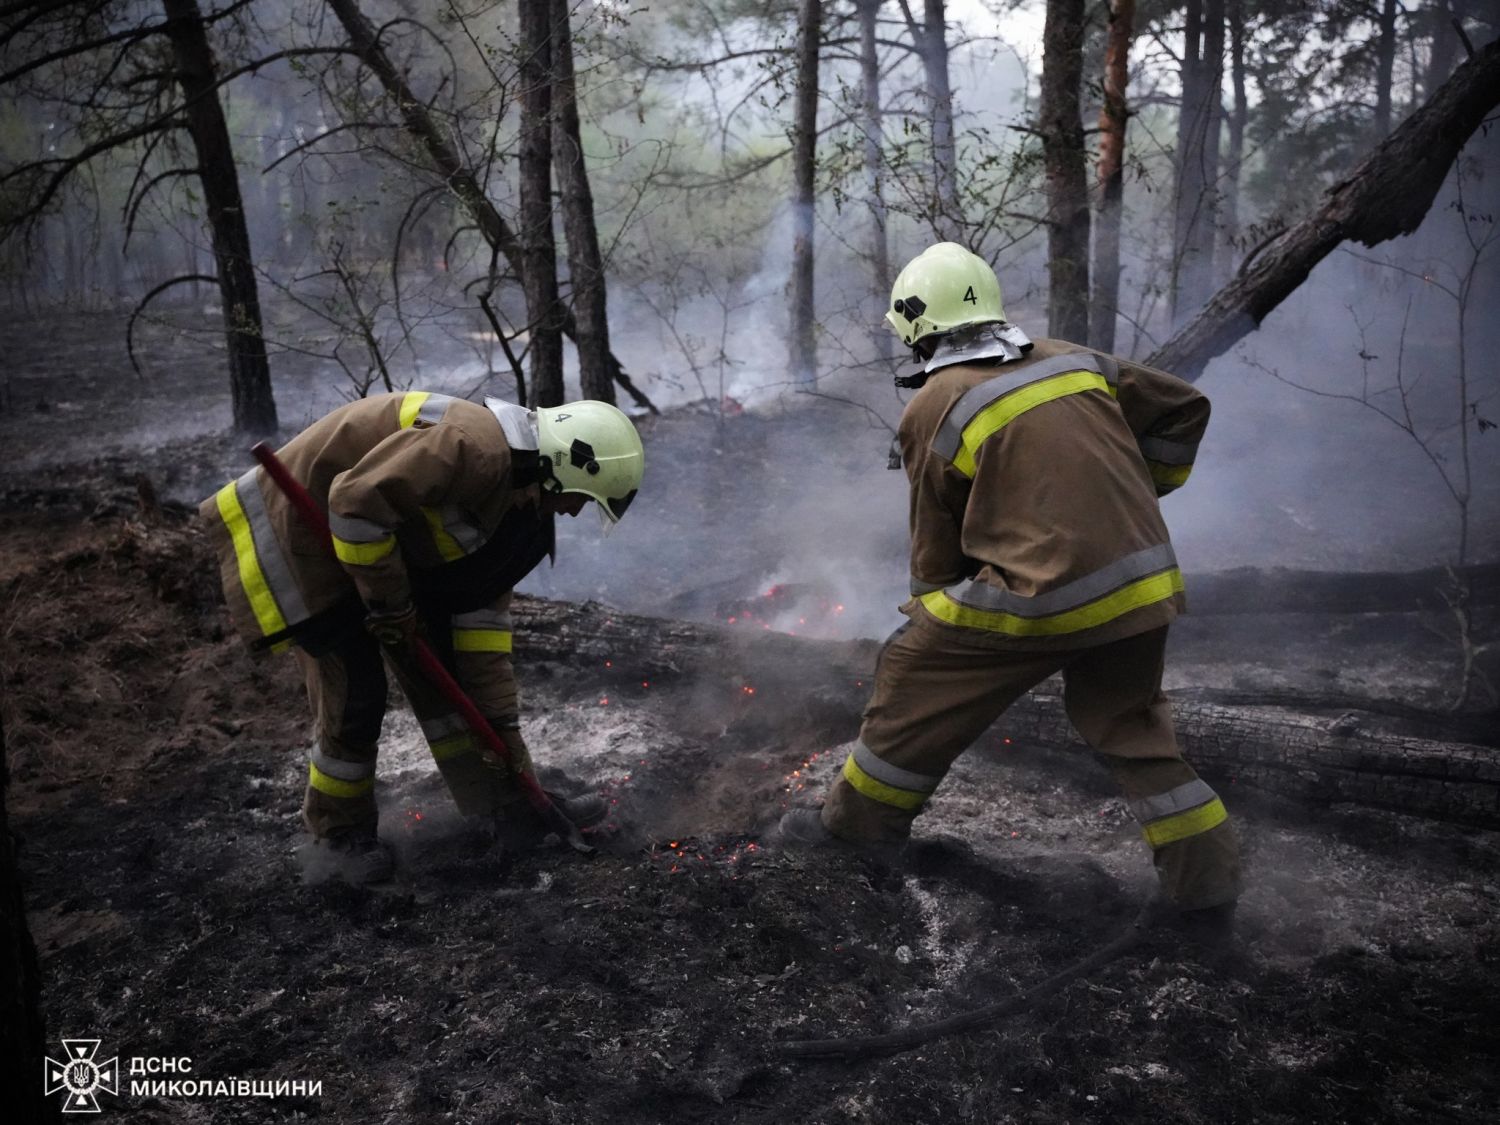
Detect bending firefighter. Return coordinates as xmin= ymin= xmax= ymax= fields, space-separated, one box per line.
xmin=201 ymin=392 xmax=644 ymax=882
xmin=779 ymin=243 xmax=1242 ymax=926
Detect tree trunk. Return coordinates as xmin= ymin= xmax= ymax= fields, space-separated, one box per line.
xmin=789 ymin=0 xmax=820 ymax=385
xmin=549 ymin=0 xmax=615 ymax=404
xmin=1375 ymin=0 xmax=1399 ymax=137
xmin=0 ymin=716 xmax=54 ymax=1125
xmin=1089 ymin=0 xmax=1135 ymax=352
xmin=1146 ymin=36 xmax=1500 ymax=381
xmin=161 ymin=0 xmax=277 ymax=434
xmin=323 ymin=0 xmax=658 ymax=413
xmin=1040 ymin=0 xmax=1090 ymax=342
xmin=1217 ymin=0 xmax=1247 ymax=285
xmin=1424 ymin=0 xmax=1467 ymax=101
xmin=1170 ymin=0 xmax=1224 ymax=327
xmin=921 ymin=0 xmax=960 ymax=238
xmin=518 ymin=0 xmax=564 ymax=407
xmin=857 ymin=0 xmax=892 ymax=362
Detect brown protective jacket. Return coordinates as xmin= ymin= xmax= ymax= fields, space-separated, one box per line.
xmin=201 ymin=391 xmax=543 ymax=720
xmin=899 ymin=337 xmax=1210 ymax=651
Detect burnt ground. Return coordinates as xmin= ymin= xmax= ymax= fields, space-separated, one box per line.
xmin=2 ymin=309 xmax=1499 ymax=1122
xmin=5 ymin=498 xmax=1500 ymax=1124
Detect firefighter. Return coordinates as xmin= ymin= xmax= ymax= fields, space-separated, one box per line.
xmin=202 ymin=392 xmax=644 ymax=883
xmin=778 ymin=242 xmax=1241 ymax=929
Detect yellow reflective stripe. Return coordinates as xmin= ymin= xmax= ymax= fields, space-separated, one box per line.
xmin=953 ymin=371 xmax=1114 ymax=477
xmin=1142 ymin=797 xmax=1228 ymax=848
xmin=332 ymin=533 xmax=396 ymax=565
xmin=429 ymin=733 xmax=475 ymax=762
xmin=452 ymin=629 xmax=513 ymax=654
xmin=308 ymin=762 xmax=374 ymax=799
xmin=421 ymin=508 xmax=465 ymax=562
xmin=920 ymin=568 xmax=1184 ymax=637
xmin=399 ymin=391 xmax=431 ymax=429
xmin=215 ymin=481 xmax=289 ymax=638
xmin=1149 ymin=462 xmax=1193 ymax=489
xmin=842 ymin=753 xmax=929 ymax=810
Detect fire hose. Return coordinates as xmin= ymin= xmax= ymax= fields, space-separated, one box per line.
xmin=249 ymin=441 xmax=595 ymax=856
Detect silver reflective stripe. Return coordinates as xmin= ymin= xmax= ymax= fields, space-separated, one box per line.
xmin=328 ymin=511 xmax=392 ymax=544
xmin=485 ymin=397 xmax=540 ymax=451
xmin=451 ymin=608 xmax=513 ymax=630
xmin=310 ymin=749 xmax=375 ymax=782
xmin=1129 ymin=780 xmax=1219 ymax=824
xmin=434 ymin=506 xmax=488 ymax=555
xmin=933 ymin=353 xmax=1108 ymax=460
xmin=910 ymin=577 xmax=947 ymax=596
xmin=1139 ymin=435 xmax=1198 ymax=465
xmin=941 ymin=543 xmax=1178 ymax=618
xmin=852 ymin=740 xmax=941 ymax=794
xmin=419 ymin=712 xmax=468 ymax=742
xmin=418 ymin=393 xmax=455 ymax=426
xmin=235 ymin=468 xmax=310 ymax=623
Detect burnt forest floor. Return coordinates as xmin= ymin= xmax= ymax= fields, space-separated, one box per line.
xmin=3 ymin=308 xmax=1499 ymax=1123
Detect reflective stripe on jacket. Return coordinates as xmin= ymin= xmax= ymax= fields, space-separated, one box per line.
xmin=900 ymin=338 xmax=1209 ymax=651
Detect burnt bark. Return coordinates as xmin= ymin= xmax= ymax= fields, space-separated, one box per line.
xmin=0 ymin=715 xmax=53 ymax=1124
xmin=1089 ymin=0 xmax=1135 ymax=352
xmin=550 ymin=0 xmax=614 ymax=404
xmin=160 ymin=0 xmax=277 ymax=435
xmin=324 ymin=0 xmax=658 ymax=412
xmin=1040 ymin=0 xmax=1091 ymax=342
xmin=789 ymin=0 xmax=820 ymax=385
xmin=1146 ymin=35 xmax=1500 ymax=381
xmin=518 ymin=0 xmax=564 ymax=407
xmin=921 ymin=0 xmax=958 ymax=236
xmin=857 ymin=0 xmax=892 ymax=361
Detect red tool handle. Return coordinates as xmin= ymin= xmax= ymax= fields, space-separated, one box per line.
xmin=249 ymin=441 xmax=592 ymax=853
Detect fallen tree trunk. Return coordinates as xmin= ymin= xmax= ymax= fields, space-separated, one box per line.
xmin=512 ymin=595 xmax=1500 ymax=829
xmin=1147 ymin=35 xmax=1500 ymax=381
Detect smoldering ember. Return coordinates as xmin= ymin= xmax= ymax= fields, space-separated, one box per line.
xmin=2 ymin=2 xmax=1498 ymax=1123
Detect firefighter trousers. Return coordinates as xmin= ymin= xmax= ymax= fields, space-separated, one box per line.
xmin=820 ymin=623 xmax=1241 ymax=909
xmin=295 ymin=624 xmax=531 ymax=840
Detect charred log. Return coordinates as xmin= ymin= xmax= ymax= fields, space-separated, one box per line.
xmin=1186 ymin=561 xmax=1500 ymax=615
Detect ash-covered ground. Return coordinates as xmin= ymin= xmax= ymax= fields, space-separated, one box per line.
xmin=3 ymin=310 xmax=1499 ymax=1122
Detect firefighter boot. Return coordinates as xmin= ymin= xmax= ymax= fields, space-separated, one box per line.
xmin=775 ymin=808 xmax=906 ymax=864
xmin=491 ymin=790 xmax=608 ymax=850
xmin=318 ymin=827 xmax=396 ymax=885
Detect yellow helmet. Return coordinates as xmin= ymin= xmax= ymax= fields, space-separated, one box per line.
xmin=885 ymin=242 xmax=1007 ymax=348
xmin=536 ymin=401 xmax=644 ymax=524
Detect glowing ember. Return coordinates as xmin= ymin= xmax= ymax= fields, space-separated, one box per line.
xmin=599 ymin=697 xmax=610 ymax=706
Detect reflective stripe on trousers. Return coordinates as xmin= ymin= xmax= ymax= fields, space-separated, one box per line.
xmin=1129 ymin=779 xmax=1228 ymax=848
xmin=451 ymin=607 xmax=513 ymax=653
xmin=214 ymin=467 xmax=309 ymax=639
xmin=839 ymin=739 xmax=942 ymax=811
xmin=918 ymin=543 xmax=1183 ymax=638
xmin=307 ymin=748 xmax=375 ymax=799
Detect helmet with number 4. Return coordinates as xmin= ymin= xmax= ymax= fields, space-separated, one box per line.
xmin=536 ymin=401 xmax=644 ymax=526
xmin=885 ymin=242 xmax=1007 ymax=349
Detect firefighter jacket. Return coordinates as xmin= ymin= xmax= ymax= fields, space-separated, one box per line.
xmin=899 ymin=337 xmax=1209 ymax=651
xmin=201 ymin=391 xmax=553 ymax=722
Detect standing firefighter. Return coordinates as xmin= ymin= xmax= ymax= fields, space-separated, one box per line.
xmin=201 ymin=391 xmax=644 ymax=883
xmin=779 ymin=243 xmax=1241 ymax=927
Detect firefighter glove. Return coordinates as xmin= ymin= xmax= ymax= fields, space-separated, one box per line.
xmin=486 ymin=722 xmax=536 ymax=778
